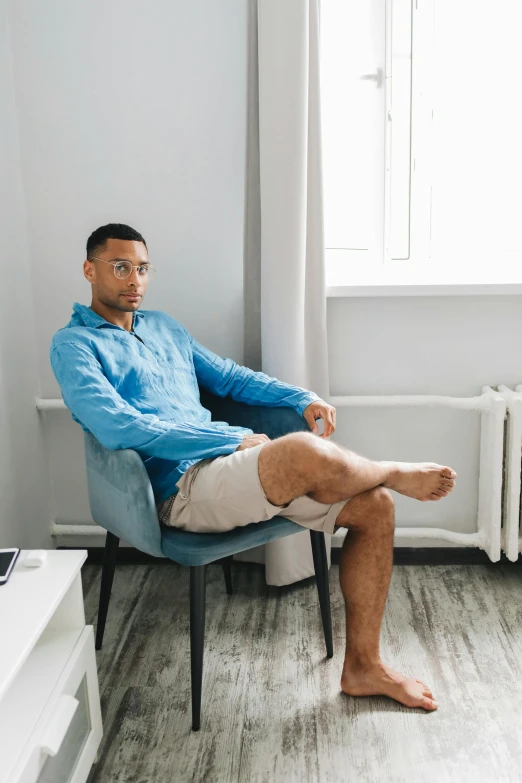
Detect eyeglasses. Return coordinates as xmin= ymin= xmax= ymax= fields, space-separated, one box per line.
xmin=89 ymin=256 xmax=157 ymax=280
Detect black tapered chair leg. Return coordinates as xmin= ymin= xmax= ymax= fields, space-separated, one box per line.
xmin=310 ymin=530 xmax=334 ymax=658
xmin=222 ymin=556 xmax=233 ymax=595
xmin=95 ymin=531 xmax=120 ymax=651
xmin=190 ymin=564 xmax=207 ymax=731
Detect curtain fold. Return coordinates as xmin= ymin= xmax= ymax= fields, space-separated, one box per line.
xmin=238 ymin=0 xmax=332 ymax=586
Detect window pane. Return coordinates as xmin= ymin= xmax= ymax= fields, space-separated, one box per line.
xmin=321 ymin=0 xmax=384 ymax=252
xmin=389 ymin=0 xmax=412 ymax=259
xmin=429 ymin=0 xmax=522 ymax=258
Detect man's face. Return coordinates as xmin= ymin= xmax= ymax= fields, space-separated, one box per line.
xmin=84 ymin=238 xmax=149 ymax=312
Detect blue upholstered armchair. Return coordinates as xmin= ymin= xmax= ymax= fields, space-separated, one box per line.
xmin=84 ymin=387 xmax=333 ymax=731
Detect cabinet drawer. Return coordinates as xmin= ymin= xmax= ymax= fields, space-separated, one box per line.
xmin=36 ymin=674 xmax=91 ymax=783
xmin=12 ymin=626 xmax=102 ymax=783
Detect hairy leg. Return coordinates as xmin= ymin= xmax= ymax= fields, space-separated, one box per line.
xmin=335 ymin=487 xmax=437 ymax=711
xmin=258 ymin=432 xmax=456 ymax=506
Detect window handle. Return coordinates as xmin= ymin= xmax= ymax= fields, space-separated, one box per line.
xmin=359 ymin=67 xmax=383 ymax=88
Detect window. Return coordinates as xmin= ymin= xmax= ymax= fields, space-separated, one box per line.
xmin=321 ymin=0 xmax=385 ymax=270
xmin=321 ymin=0 xmax=522 ymax=287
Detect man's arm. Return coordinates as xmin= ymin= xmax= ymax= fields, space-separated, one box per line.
xmin=187 ymin=331 xmax=321 ymax=416
xmin=50 ymin=340 xmax=247 ymax=460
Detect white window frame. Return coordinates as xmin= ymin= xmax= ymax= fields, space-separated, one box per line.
xmin=384 ymin=0 xmax=413 ymax=262
xmin=326 ymin=0 xmax=522 ymax=295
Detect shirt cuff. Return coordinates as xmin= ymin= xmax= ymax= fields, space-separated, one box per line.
xmin=294 ymin=393 xmax=322 ymax=417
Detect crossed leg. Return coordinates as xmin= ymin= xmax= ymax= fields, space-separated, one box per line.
xmin=258 ymin=431 xmax=457 ymax=711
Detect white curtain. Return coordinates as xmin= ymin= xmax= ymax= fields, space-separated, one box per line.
xmin=237 ymin=0 xmax=332 ymax=586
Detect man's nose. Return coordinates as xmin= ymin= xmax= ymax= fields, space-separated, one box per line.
xmin=127 ymin=267 xmax=141 ymax=285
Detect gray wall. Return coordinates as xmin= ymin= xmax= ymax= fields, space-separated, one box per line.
xmin=0 ymin=0 xmax=51 ymax=549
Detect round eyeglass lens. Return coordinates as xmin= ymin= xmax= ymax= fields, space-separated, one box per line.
xmin=114 ymin=262 xmax=154 ymax=279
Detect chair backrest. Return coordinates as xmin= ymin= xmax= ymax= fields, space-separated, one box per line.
xmin=199 ymin=388 xmax=311 ymax=439
xmin=84 ymin=431 xmax=164 ymax=557
xmin=83 ymin=389 xmax=311 ymax=557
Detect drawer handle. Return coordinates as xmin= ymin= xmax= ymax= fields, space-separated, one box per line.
xmin=40 ymin=695 xmax=79 ymax=757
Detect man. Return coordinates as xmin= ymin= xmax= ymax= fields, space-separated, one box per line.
xmin=51 ymin=223 xmax=456 ymax=712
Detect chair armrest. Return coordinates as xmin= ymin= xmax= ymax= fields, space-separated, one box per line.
xmin=84 ymin=432 xmax=164 ymax=558
xmin=199 ymin=388 xmax=312 ymax=440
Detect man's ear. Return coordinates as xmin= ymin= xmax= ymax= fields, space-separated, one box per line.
xmin=83 ymin=259 xmax=95 ymax=282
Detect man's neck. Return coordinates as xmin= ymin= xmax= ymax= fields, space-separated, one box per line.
xmin=89 ymin=301 xmax=134 ymax=332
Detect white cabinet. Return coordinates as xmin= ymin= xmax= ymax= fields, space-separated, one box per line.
xmin=0 ymin=551 xmax=103 ymax=783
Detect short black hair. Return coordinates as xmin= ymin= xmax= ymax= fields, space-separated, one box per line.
xmin=86 ymin=223 xmax=147 ymax=259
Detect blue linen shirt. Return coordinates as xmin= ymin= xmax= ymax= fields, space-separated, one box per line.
xmin=50 ymin=303 xmax=320 ymax=504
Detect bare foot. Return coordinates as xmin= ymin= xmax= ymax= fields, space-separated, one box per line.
xmin=381 ymin=461 xmax=456 ymax=502
xmin=341 ymin=662 xmax=438 ymax=711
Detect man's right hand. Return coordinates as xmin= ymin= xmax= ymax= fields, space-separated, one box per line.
xmin=235 ymin=433 xmax=270 ymax=451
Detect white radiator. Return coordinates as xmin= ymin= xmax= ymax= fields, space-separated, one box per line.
xmin=328 ymin=386 xmax=505 ymax=562
xmin=497 ymin=385 xmax=522 ymax=562
xmin=37 ymin=388 xmax=507 ymax=561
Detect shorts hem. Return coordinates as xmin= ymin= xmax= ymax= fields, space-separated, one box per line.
xmin=322 ymin=498 xmax=349 ymax=535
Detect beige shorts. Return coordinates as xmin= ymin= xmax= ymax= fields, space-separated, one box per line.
xmin=157 ymin=442 xmax=349 ymax=535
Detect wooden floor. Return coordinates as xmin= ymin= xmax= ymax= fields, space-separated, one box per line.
xmin=83 ymin=561 xmax=522 ymax=783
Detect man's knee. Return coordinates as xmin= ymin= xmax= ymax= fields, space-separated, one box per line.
xmin=272 ymin=431 xmax=332 ymax=474
xmin=371 ymin=486 xmax=395 ymax=515
xmin=335 ymin=485 xmax=395 ymax=531
xmin=258 ymin=431 xmax=331 ymax=505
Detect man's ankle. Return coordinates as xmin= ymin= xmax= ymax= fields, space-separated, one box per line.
xmin=342 ymin=651 xmax=382 ymax=673
xmin=378 ymin=461 xmax=397 ymax=489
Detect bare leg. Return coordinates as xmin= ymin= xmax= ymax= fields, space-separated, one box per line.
xmin=257 ymin=433 xmax=450 ymax=710
xmin=258 ymin=432 xmax=456 ymax=507
xmin=335 ymin=488 xmax=437 ymax=711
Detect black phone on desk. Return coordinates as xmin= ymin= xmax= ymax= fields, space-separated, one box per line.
xmin=0 ymin=548 xmax=21 ymax=585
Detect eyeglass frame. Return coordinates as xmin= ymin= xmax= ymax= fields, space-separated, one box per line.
xmin=89 ymin=256 xmax=157 ymax=279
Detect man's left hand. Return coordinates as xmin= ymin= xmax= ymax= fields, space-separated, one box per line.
xmin=302 ymin=400 xmax=336 ymax=438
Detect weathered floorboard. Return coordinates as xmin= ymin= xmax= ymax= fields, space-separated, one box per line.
xmin=84 ymin=562 xmax=522 ymax=783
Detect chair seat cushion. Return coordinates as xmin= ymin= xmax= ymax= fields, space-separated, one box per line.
xmin=160 ymin=516 xmax=304 ymax=566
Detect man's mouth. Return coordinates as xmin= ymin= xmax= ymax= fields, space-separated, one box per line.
xmin=122 ymin=293 xmax=141 ymax=300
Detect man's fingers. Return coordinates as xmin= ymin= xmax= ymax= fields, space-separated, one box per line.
xmin=308 ymin=414 xmax=319 ymax=434
xmin=238 ymin=433 xmax=271 ymax=451
xmin=319 ymin=412 xmax=335 ymax=438
xmin=303 ymin=403 xmax=337 ymax=437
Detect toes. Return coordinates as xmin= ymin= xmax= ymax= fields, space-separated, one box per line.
xmin=441 ymin=467 xmax=457 ymax=479
xmin=414 ymin=679 xmax=434 ymax=698
xmin=421 ymin=697 xmax=438 ymax=711
xmin=429 ymin=493 xmax=442 ymax=501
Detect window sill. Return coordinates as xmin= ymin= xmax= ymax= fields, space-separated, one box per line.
xmin=327 ymin=281 xmax=522 ymax=298
xmin=326 ymin=261 xmax=522 ymax=297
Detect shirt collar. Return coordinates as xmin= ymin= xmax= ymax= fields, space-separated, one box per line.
xmin=72 ymin=302 xmax=145 ymax=330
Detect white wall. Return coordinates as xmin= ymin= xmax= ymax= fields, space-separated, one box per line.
xmin=328 ymin=295 xmax=522 ymax=545
xmin=0 ymin=0 xmax=52 ymax=549
xmin=4 ymin=0 xmax=521 ymax=551
xmin=6 ymin=0 xmax=247 ymax=545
